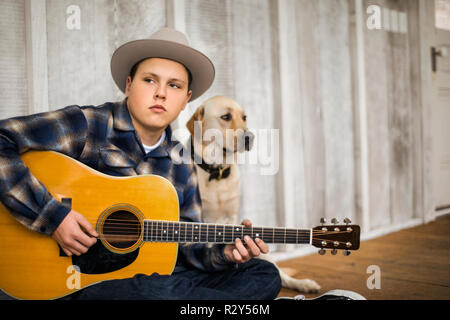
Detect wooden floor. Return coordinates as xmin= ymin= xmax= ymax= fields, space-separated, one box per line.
xmin=276 ymin=214 xmax=450 ymax=300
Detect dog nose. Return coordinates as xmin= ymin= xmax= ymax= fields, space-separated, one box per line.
xmin=244 ymin=131 xmax=255 ymax=151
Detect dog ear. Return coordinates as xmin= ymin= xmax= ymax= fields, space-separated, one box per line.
xmin=186 ymin=105 xmax=205 ymax=137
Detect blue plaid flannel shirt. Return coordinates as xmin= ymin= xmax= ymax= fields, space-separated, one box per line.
xmin=0 ymin=99 xmax=232 ymax=272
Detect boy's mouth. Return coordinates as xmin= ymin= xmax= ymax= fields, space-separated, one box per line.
xmin=149 ymin=105 xmax=166 ymax=112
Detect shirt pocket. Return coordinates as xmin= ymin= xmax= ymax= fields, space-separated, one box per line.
xmin=99 ymin=148 xmax=137 ymax=176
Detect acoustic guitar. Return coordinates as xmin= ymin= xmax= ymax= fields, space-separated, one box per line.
xmin=0 ymin=151 xmax=360 ymax=300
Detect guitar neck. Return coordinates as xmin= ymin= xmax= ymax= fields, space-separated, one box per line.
xmin=143 ymin=220 xmax=312 ymax=245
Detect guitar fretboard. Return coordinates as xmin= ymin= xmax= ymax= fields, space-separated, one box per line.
xmin=143 ymin=220 xmax=312 ymax=244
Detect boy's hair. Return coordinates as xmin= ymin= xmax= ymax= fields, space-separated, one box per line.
xmin=129 ymin=58 xmax=193 ymax=92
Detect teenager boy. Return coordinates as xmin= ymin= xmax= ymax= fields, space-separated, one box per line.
xmin=0 ymin=28 xmax=281 ymax=299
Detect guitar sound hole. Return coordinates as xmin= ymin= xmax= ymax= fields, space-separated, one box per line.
xmin=102 ymin=210 xmax=141 ymax=250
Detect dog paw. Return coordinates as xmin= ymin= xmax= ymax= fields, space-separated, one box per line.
xmin=289 ymin=279 xmax=321 ymax=293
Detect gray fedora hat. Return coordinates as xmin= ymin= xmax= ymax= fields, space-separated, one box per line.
xmin=111 ymin=28 xmax=215 ymax=101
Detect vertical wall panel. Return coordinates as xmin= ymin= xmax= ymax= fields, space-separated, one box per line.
xmin=317 ymin=0 xmax=356 ymax=224
xmin=230 ymin=0 xmax=278 ymax=228
xmin=185 ymin=0 xmax=234 ymax=105
xmin=364 ymin=0 xmax=415 ymax=230
xmin=0 ymin=0 xmax=28 ymax=119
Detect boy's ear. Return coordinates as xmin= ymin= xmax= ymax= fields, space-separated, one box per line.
xmin=186 ymin=105 xmax=205 ymax=137
xmin=125 ymin=76 xmax=132 ymax=96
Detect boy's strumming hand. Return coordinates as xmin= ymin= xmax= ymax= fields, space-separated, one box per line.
xmin=223 ymin=219 xmax=269 ymax=264
xmin=51 ymin=209 xmax=98 ymax=256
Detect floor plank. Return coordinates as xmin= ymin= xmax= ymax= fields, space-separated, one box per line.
xmin=276 ymin=214 xmax=450 ymax=300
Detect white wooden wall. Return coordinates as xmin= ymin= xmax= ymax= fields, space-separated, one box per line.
xmin=0 ymin=0 xmax=439 ymax=257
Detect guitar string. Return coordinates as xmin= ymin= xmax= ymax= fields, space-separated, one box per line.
xmin=91 ymin=234 xmax=353 ymax=247
xmin=92 ymin=221 xmax=350 ymax=235
xmin=91 ymin=228 xmax=348 ymax=240
xmin=94 ymin=226 xmax=351 ymax=240
xmin=89 ymin=223 xmax=351 ymax=238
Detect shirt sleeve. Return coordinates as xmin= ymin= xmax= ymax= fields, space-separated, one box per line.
xmin=0 ymin=106 xmax=87 ymax=235
xmin=177 ymin=164 xmax=235 ymax=272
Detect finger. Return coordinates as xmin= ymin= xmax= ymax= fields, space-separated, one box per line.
xmin=75 ymin=230 xmax=97 ymax=248
xmin=76 ymin=213 xmax=99 ymax=238
xmin=235 ymin=238 xmax=250 ymax=260
xmin=232 ymin=248 xmax=243 ymax=263
xmin=241 ymin=219 xmax=252 ymax=228
xmin=62 ymin=246 xmax=73 ymax=257
xmin=255 ymin=238 xmax=269 ymax=254
xmin=244 ymin=235 xmax=261 ymax=257
xmin=63 ymin=244 xmax=81 ymax=256
xmin=67 ymin=238 xmax=89 ymax=255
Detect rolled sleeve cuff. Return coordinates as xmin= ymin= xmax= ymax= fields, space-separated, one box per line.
xmin=35 ymin=198 xmax=71 ymax=235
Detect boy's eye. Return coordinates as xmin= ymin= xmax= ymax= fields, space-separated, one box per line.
xmin=169 ymin=83 xmax=181 ymax=89
xmin=220 ymin=113 xmax=232 ymax=121
xmin=144 ymin=78 xmax=154 ymax=83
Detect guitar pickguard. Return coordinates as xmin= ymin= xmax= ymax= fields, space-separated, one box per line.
xmin=71 ymin=241 xmax=139 ymax=275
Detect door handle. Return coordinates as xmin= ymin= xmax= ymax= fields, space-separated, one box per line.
xmin=431 ymin=46 xmax=448 ymax=72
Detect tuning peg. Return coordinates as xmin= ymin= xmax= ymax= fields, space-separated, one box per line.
xmin=318 ymin=248 xmax=326 ymax=255
xmin=343 ymin=217 xmax=352 ymax=225
xmin=343 ymin=250 xmax=351 ymax=256
xmin=331 ymin=249 xmax=337 ymax=255
xmin=331 ymin=218 xmax=339 ymax=225
xmin=320 ymin=218 xmax=326 ymax=226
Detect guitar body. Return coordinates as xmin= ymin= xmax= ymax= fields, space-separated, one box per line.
xmin=0 ymin=151 xmax=179 ymax=300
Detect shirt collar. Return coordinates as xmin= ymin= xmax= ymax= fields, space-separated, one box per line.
xmin=113 ymin=99 xmax=135 ymax=132
xmin=147 ymin=126 xmax=173 ymax=158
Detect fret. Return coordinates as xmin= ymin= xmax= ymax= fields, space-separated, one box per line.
xmin=158 ymin=221 xmax=163 ymax=242
xmin=243 ymin=226 xmax=252 ymax=239
xmin=151 ymin=220 xmax=155 ymax=241
xmin=200 ymin=224 xmax=208 ymax=242
xmin=193 ymin=223 xmax=200 ymax=242
xmin=143 ymin=220 xmax=148 ymax=241
xmin=168 ymin=222 xmax=174 ymax=242
xmin=186 ymin=223 xmax=193 ymax=242
xmin=285 ymin=228 xmax=297 ymax=244
xmin=173 ymin=223 xmax=179 ymax=242
xmin=274 ymin=227 xmax=285 ymax=243
xmin=234 ymin=225 xmax=243 ymax=241
xmin=149 ymin=220 xmax=152 ymax=242
xmin=154 ymin=221 xmax=160 ymax=241
xmin=216 ymin=224 xmax=224 ymax=243
xmin=207 ymin=224 xmax=215 ymax=242
xmin=179 ymin=222 xmax=186 ymax=243
xmin=253 ymin=227 xmax=263 ymax=240
xmin=223 ymin=225 xmax=233 ymax=243
xmin=162 ymin=221 xmax=168 ymax=242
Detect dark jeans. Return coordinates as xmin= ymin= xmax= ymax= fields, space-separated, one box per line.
xmin=63 ymin=259 xmax=281 ymax=300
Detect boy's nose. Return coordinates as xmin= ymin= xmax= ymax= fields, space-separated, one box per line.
xmin=154 ymin=86 xmax=166 ymax=100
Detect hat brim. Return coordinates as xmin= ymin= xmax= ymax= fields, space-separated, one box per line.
xmin=110 ymin=39 xmax=215 ymax=102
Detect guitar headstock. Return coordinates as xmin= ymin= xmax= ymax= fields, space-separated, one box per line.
xmin=311 ymin=218 xmax=360 ymax=256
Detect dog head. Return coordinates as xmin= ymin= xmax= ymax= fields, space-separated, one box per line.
xmin=187 ymin=96 xmax=254 ymax=163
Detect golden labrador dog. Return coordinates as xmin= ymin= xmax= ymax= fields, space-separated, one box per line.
xmin=186 ymin=95 xmax=320 ymax=293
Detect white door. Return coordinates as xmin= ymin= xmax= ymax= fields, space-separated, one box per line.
xmin=433 ymin=27 xmax=450 ymax=215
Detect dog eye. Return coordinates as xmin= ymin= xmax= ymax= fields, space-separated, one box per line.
xmin=220 ymin=113 xmax=232 ymax=121
xmin=242 ymin=115 xmax=247 ymax=121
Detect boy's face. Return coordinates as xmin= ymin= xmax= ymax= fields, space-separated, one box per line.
xmin=125 ymin=57 xmax=192 ymax=135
